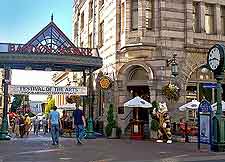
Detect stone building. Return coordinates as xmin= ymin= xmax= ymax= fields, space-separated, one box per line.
xmin=71 ymin=0 xmax=225 ymax=131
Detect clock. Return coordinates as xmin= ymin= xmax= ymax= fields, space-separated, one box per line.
xmin=207 ymin=44 xmax=225 ymax=71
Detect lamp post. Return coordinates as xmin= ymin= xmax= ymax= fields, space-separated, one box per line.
xmin=86 ymin=69 xmax=96 ymax=139
xmin=0 ymin=67 xmax=11 ymax=140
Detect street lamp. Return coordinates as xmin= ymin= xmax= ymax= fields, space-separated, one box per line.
xmin=167 ymin=54 xmax=178 ymax=77
xmin=0 ymin=67 xmax=11 ymax=140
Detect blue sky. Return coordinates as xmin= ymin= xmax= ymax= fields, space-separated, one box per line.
xmin=0 ymin=0 xmax=73 ymax=101
xmin=0 ymin=0 xmax=73 ymax=43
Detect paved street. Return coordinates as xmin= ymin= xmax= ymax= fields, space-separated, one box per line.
xmin=0 ymin=133 xmax=224 ymax=162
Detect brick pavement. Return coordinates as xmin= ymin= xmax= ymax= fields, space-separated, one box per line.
xmin=0 ymin=134 xmax=225 ymax=162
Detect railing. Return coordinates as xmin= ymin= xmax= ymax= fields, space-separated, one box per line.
xmin=120 ymin=110 xmax=132 ymax=120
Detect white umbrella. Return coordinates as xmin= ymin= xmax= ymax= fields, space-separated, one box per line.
xmin=211 ymin=101 xmax=225 ymax=111
xmin=178 ymin=100 xmax=200 ymax=111
xmin=124 ymin=96 xmax=152 ymax=108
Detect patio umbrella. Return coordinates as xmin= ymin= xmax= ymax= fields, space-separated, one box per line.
xmin=124 ymin=96 xmax=152 ymax=108
xmin=178 ymin=100 xmax=200 ymax=111
xmin=211 ymin=101 xmax=225 ymax=111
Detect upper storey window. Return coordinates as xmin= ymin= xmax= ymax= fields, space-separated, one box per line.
xmin=193 ymin=2 xmax=200 ymax=33
xmin=80 ymin=12 xmax=84 ymax=30
xmin=146 ymin=0 xmax=153 ymax=30
xmin=205 ymin=4 xmax=215 ymax=34
xmin=131 ymin=0 xmax=138 ymax=30
xmin=89 ymin=0 xmax=93 ymax=20
xmin=221 ymin=6 xmax=225 ymax=35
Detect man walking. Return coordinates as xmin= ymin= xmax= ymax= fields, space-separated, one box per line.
xmin=72 ymin=106 xmax=86 ymax=144
xmin=49 ymin=106 xmax=61 ymax=145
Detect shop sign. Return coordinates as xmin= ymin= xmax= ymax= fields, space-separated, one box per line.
xmin=98 ymin=75 xmax=112 ymax=90
xmin=202 ymin=83 xmax=218 ymax=89
xmin=198 ymin=99 xmax=212 ymax=148
xmin=9 ymin=85 xmax=87 ymax=95
xmin=0 ymin=43 xmax=93 ymax=56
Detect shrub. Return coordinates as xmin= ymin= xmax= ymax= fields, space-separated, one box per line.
xmin=105 ymin=104 xmax=116 ymax=137
xmin=151 ymin=119 xmax=160 ymax=131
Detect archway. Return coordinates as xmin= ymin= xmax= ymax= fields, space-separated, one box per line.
xmin=0 ymin=18 xmax=103 ymax=140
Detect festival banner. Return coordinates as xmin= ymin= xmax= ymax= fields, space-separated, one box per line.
xmin=9 ymin=85 xmax=87 ymax=95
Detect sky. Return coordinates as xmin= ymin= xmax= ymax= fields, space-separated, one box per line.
xmin=0 ymin=0 xmax=73 ymax=101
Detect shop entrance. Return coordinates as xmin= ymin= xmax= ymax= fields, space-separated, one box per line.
xmin=127 ymin=86 xmax=150 ymax=139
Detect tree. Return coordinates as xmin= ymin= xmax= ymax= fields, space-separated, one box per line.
xmin=10 ymin=95 xmax=24 ymax=112
xmin=105 ymin=104 xmax=116 ymax=136
xmin=45 ymin=95 xmax=55 ymax=115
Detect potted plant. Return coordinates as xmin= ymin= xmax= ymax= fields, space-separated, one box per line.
xmin=105 ymin=104 xmax=117 ymax=138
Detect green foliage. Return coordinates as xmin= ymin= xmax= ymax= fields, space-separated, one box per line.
xmin=162 ymin=83 xmax=180 ymax=101
xmin=10 ymin=95 xmax=26 ymax=112
xmin=45 ymin=95 xmax=55 ymax=115
xmin=151 ymin=119 xmax=160 ymax=131
xmin=105 ymin=104 xmax=116 ymax=136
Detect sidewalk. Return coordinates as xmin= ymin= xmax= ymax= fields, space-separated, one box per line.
xmin=0 ymin=135 xmax=225 ymax=162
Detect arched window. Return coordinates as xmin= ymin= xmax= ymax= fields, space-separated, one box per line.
xmin=128 ymin=67 xmax=148 ymax=80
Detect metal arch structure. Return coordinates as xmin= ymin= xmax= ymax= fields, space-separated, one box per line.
xmin=0 ymin=19 xmax=102 ymax=71
xmin=0 ymin=18 xmax=102 ymax=140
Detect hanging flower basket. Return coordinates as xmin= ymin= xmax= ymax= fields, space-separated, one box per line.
xmin=162 ymin=83 xmax=180 ymax=101
xmin=66 ymin=95 xmax=81 ymax=105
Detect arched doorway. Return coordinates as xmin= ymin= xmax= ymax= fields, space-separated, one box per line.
xmin=127 ymin=65 xmax=150 ymax=102
xmin=126 ymin=65 xmax=152 ymax=127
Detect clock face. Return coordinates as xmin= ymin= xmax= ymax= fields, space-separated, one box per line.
xmin=208 ymin=47 xmax=221 ymax=71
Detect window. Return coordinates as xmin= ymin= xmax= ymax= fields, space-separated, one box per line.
xmin=98 ymin=21 xmax=104 ymax=48
xmin=89 ymin=0 xmax=93 ymax=20
xmin=88 ymin=33 xmax=93 ymax=48
xmin=205 ymin=4 xmax=214 ymax=34
xmin=74 ymin=21 xmax=78 ymax=37
xmin=221 ymin=6 xmax=225 ymax=35
xmin=121 ymin=3 xmax=125 ymax=33
xmin=131 ymin=0 xmax=138 ymax=30
xmin=193 ymin=2 xmax=200 ymax=32
xmin=146 ymin=0 xmax=153 ymax=30
xmin=100 ymin=0 xmax=104 ymax=7
xmin=80 ymin=12 xmax=84 ymax=30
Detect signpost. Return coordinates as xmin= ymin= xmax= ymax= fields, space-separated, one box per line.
xmin=198 ymin=99 xmax=212 ymax=150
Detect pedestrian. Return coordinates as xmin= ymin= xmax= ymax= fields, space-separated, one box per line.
xmin=49 ymin=106 xmax=61 ymax=145
xmin=19 ymin=115 xmax=25 ymax=138
xmin=42 ymin=117 xmax=48 ymax=135
xmin=24 ymin=114 xmax=31 ymax=136
xmin=14 ymin=116 xmax=20 ymax=137
xmin=72 ymin=106 xmax=86 ymax=145
xmin=33 ymin=116 xmax=40 ymax=135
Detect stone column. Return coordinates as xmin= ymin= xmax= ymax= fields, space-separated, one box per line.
xmin=185 ymin=0 xmax=194 ymax=45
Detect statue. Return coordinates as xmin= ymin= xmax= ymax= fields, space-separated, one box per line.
xmin=153 ymin=102 xmax=172 ymax=144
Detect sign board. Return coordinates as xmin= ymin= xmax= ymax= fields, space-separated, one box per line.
xmin=98 ymin=75 xmax=112 ymax=90
xmin=9 ymin=85 xmax=87 ymax=96
xmin=198 ymin=99 xmax=212 ymax=148
xmin=202 ymin=83 xmax=217 ymax=89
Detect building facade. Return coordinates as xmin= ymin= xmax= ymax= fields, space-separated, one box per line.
xmin=71 ymin=0 xmax=225 ymax=130
xmin=29 ymin=101 xmax=43 ymax=114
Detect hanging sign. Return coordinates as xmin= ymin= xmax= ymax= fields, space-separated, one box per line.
xmin=9 ymin=85 xmax=87 ymax=95
xmin=98 ymin=75 xmax=112 ymax=90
